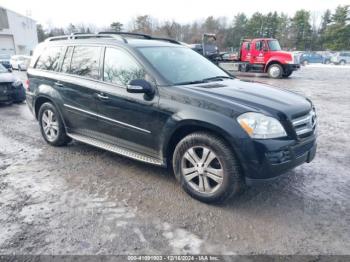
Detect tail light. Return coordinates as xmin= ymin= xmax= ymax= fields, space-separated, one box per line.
xmin=25 ymin=79 xmax=30 ymax=90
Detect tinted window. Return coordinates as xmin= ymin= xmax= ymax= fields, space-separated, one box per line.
xmin=138 ymin=46 xmax=228 ymax=85
xmin=70 ymin=46 xmax=101 ymax=79
xmin=35 ymin=46 xmax=64 ymax=71
xmin=255 ymin=41 xmax=262 ymax=51
xmin=103 ymin=48 xmax=145 ymax=86
xmin=61 ymin=46 xmax=73 ymax=73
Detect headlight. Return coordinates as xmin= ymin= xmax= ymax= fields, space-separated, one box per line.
xmin=237 ymin=112 xmax=287 ymax=139
xmin=12 ymin=80 xmax=23 ymax=87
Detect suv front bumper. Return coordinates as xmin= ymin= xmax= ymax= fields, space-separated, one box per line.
xmin=237 ymin=135 xmax=316 ymax=179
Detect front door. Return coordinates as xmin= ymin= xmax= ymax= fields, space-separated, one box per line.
xmin=94 ymin=46 xmax=160 ymax=158
xmin=250 ymin=40 xmax=266 ymax=64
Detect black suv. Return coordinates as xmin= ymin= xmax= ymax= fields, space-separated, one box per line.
xmin=26 ymin=33 xmax=317 ymax=203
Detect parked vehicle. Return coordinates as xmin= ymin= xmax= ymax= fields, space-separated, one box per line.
xmin=0 ymin=64 xmax=26 ymax=104
xmin=193 ymin=36 xmax=300 ymax=79
xmin=26 ymin=32 xmax=317 ymax=203
xmin=0 ymin=54 xmax=12 ymax=71
xmin=330 ymin=51 xmax=350 ymax=65
xmin=10 ymin=55 xmax=31 ymax=71
xmin=299 ymin=52 xmax=330 ymax=65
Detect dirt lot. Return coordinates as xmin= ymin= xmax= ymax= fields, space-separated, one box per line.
xmin=0 ymin=65 xmax=350 ymax=256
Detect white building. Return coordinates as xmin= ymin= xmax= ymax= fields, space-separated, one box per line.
xmin=0 ymin=6 xmax=38 ymax=56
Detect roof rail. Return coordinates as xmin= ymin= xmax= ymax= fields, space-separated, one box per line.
xmin=98 ymin=31 xmax=182 ymax=45
xmin=45 ymin=33 xmax=127 ymax=43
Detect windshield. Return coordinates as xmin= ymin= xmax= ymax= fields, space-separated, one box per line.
xmin=268 ymin=40 xmax=282 ymax=51
xmin=0 ymin=64 xmax=8 ymax=73
xmin=138 ymin=46 xmax=229 ymax=85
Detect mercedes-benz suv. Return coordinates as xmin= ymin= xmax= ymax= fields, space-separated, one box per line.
xmin=26 ymin=32 xmax=317 ymax=203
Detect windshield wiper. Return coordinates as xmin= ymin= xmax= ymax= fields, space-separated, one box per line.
xmin=175 ymin=76 xmax=234 ymax=86
xmin=175 ymin=80 xmax=208 ymax=85
xmin=202 ymin=76 xmax=234 ymax=82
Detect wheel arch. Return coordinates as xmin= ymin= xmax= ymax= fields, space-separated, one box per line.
xmin=162 ymin=120 xmax=247 ymax=173
xmin=265 ymin=60 xmax=283 ymax=72
xmin=34 ymin=95 xmax=67 ymax=128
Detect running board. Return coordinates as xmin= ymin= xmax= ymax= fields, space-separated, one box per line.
xmin=67 ymin=132 xmax=164 ymax=166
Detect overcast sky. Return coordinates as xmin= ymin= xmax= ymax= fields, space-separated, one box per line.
xmin=1 ymin=0 xmax=349 ymax=28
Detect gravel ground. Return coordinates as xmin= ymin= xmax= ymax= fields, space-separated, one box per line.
xmin=0 ymin=65 xmax=350 ymax=256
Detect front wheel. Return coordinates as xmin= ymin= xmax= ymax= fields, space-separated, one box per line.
xmin=283 ymin=70 xmax=293 ymax=78
xmin=173 ymin=132 xmax=244 ymax=203
xmin=38 ymin=102 xmax=71 ymax=146
xmin=267 ymin=64 xmax=283 ymax=79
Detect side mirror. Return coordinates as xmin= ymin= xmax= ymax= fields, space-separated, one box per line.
xmin=127 ymin=79 xmax=155 ymax=96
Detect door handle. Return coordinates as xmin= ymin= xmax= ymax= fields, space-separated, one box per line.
xmin=54 ymin=82 xmax=63 ymax=87
xmin=96 ymin=93 xmax=109 ymax=100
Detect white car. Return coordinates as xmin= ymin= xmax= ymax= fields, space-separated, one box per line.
xmin=10 ymin=55 xmax=31 ymax=71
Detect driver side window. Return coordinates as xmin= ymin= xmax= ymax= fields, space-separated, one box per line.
xmin=103 ymin=47 xmax=145 ymax=87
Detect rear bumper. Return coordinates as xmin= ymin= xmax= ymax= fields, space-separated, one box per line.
xmin=236 ymin=135 xmax=317 ymax=179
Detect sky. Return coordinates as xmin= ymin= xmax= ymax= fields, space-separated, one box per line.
xmin=0 ymin=0 xmax=349 ymax=28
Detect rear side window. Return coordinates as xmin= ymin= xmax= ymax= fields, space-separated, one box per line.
xmin=103 ymin=47 xmax=145 ymax=86
xmin=35 ymin=46 xmax=64 ymax=71
xmin=70 ymin=46 xmax=101 ymax=79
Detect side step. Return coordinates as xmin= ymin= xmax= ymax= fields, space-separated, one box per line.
xmin=67 ymin=132 xmax=164 ymax=166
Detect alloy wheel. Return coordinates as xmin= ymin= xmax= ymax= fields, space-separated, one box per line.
xmin=181 ymin=146 xmax=223 ymax=194
xmin=41 ymin=109 xmax=59 ymax=142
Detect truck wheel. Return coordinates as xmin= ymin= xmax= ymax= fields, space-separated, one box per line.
xmin=173 ymin=132 xmax=244 ymax=203
xmin=267 ymin=64 xmax=283 ymax=79
xmin=282 ymin=70 xmax=293 ymax=78
xmin=38 ymin=102 xmax=71 ymax=146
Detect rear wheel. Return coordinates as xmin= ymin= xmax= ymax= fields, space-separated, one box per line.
xmin=38 ymin=102 xmax=71 ymax=146
xmin=173 ymin=132 xmax=244 ymax=203
xmin=340 ymin=60 xmax=346 ymax=65
xmin=267 ymin=64 xmax=283 ymax=79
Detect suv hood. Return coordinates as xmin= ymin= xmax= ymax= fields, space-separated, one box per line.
xmin=0 ymin=72 xmax=16 ymax=83
xmin=184 ymin=79 xmax=311 ymax=118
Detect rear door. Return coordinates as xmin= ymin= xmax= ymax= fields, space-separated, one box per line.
xmin=93 ymin=46 xmax=160 ymax=157
xmin=56 ymin=45 xmax=102 ymax=134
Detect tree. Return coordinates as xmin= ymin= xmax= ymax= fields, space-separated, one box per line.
xmin=290 ymin=10 xmax=312 ymax=50
xmin=37 ymin=24 xmax=47 ymax=42
xmin=132 ymin=15 xmax=153 ymax=34
xmin=225 ymin=13 xmax=248 ymax=49
xmin=110 ymin=22 xmax=123 ymax=32
xmin=246 ymin=12 xmax=265 ymax=38
xmin=323 ymin=5 xmax=350 ymax=50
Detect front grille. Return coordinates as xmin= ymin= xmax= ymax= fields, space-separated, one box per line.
xmin=292 ymin=110 xmax=317 ymax=139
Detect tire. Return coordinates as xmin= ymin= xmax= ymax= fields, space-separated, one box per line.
xmin=282 ymin=70 xmax=293 ymax=78
xmin=38 ymin=102 xmax=71 ymax=146
xmin=267 ymin=64 xmax=283 ymax=79
xmin=340 ymin=60 xmax=346 ymax=65
xmin=173 ymin=132 xmax=244 ymax=203
xmin=302 ymin=60 xmax=309 ymax=66
xmin=324 ymin=60 xmax=330 ymax=64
